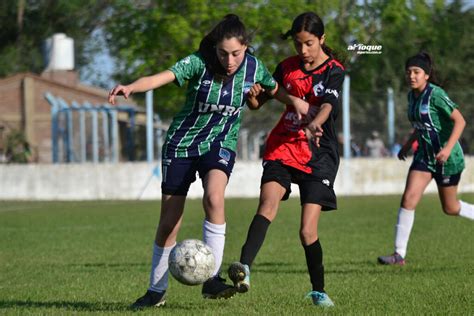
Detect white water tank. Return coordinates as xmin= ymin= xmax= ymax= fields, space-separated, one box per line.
xmin=44 ymin=33 xmax=75 ymax=71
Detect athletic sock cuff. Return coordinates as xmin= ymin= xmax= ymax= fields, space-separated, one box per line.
xmin=203 ymin=220 xmax=226 ymax=235
xmin=153 ymin=242 xmax=175 ymax=255
xmin=254 ymin=214 xmax=271 ymax=225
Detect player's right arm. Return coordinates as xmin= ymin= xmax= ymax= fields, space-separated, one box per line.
xmin=108 ymin=70 xmax=176 ymax=105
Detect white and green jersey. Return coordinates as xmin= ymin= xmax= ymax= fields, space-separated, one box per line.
xmin=408 ymin=83 xmax=464 ymax=175
xmin=163 ymin=52 xmax=276 ymax=158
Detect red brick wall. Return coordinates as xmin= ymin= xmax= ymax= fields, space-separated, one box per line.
xmin=0 ymin=72 xmax=139 ymax=163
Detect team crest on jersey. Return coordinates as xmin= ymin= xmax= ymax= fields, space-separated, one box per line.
xmin=313 ymin=81 xmax=325 ymax=96
xmin=420 ymin=103 xmax=429 ymax=114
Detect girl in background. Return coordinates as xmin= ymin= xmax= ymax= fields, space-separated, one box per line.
xmin=378 ymin=52 xmax=474 ymax=266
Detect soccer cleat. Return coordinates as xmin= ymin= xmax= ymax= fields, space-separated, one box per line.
xmin=377 ymin=252 xmax=406 ymax=265
xmin=306 ymin=291 xmax=335 ymax=307
xmin=202 ymin=274 xmax=237 ymax=299
xmin=228 ymin=262 xmax=250 ymax=293
xmin=130 ymin=290 xmax=166 ymax=309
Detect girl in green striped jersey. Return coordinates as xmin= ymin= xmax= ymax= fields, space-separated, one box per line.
xmin=378 ymin=52 xmax=473 ymax=266
xmin=108 ymin=14 xmax=309 ymax=308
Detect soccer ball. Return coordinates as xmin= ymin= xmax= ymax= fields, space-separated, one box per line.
xmin=168 ymin=239 xmax=215 ymax=286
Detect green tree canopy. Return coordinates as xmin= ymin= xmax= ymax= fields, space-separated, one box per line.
xmin=0 ymin=0 xmax=112 ymax=77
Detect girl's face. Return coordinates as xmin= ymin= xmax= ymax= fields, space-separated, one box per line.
xmin=216 ymin=37 xmax=247 ymax=75
xmin=293 ymin=31 xmax=325 ymax=67
xmin=406 ymin=66 xmax=429 ymax=92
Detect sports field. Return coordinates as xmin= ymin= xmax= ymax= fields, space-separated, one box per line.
xmin=1 ymin=194 xmax=473 ymax=315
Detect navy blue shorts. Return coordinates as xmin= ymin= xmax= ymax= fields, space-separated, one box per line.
xmin=161 ymin=146 xmax=236 ymax=195
xmin=261 ymin=160 xmax=337 ymax=211
xmin=409 ymin=160 xmax=461 ymax=187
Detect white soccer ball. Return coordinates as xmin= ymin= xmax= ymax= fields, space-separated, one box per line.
xmin=168 ymin=239 xmax=215 ymax=286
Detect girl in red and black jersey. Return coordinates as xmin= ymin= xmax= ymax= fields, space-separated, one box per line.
xmin=228 ymin=12 xmax=344 ymax=307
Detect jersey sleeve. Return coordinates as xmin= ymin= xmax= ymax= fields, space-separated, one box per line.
xmin=255 ymin=58 xmax=277 ymax=91
xmin=272 ymin=62 xmax=284 ymax=86
xmin=322 ymin=66 xmax=345 ymax=108
xmin=169 ymin=53 xmax=205 ymax=87
xmin=432 ymin=87 xmax=458 ymax=118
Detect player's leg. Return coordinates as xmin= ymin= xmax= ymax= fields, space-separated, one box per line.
xmin=228 ymin=181 xmax=286 ymax=293
xmin=229 ymin=161 xmax=289 ymax=293
xmin=378 ymin=168 xmax=432 ymax=265
xmin=132 ymin=157 xmax=196 ymax=309
xmin=299 ymin=179 xmax=336 ymax=307
xmin=202 ymin=169 xmax=228 ymax=275
xmin=435 ymin=172 xmax=474 ymax=220
xmin=240 ymin=181 xmax=286 ymax=264
xmin=199 ymin=147 xmax=237 ymax=299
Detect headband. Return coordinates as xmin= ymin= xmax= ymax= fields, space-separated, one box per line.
xmin=405 ymin=55 xmax=431 ymax=74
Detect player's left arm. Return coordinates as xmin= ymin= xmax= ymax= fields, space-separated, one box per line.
xmin=435 ymin=108 xmax=466 ymax=163
xmin=305 ymin=67 xmax=345 ymax=147
xmin=305 ymin=103 xmax=332 ymax=147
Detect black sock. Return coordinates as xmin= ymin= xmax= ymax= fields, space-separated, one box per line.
xmin=303 ymin=239 xmax=325 ymax=292
xmin=240 ymin=214 xmax=271 ymax=267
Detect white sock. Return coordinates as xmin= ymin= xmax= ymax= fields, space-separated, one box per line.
xmin=148 ymin=242 xmax=175 ymax=293
xmin=394 ymin=207 xmax=415 ymax=258
xmin=203 ymin=220 xmax=226 ymax=277
xmin=459 ymin=201 xmax=474 ymax=220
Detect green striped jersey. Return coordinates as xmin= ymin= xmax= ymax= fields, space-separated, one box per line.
xmin=163 ymin=52 xmax=276 ymax=158
xmin=408 ymin=83 xmax=465 ymax=175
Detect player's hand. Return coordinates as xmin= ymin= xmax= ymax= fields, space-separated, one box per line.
xmin=247 ymin=83 xmax=265 ymax=109
xmin=435 ymin=148 xmax=451 ymax=164
xmin=397 ymin=146 xmax=408 ymax=161
xmin=304 ymin=122 xmax=323 ymax=147
xmin=108 ymin=84 xmax=132 ymax=105
xmin=248 ymin=83 xmax=265 ymax=98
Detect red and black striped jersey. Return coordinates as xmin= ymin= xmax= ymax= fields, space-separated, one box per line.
xmin=263 ymin=55 xmax=345 ymax=181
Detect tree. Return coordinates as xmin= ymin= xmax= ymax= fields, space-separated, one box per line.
xmin=0 ymin=0 xmax=112 ymax=77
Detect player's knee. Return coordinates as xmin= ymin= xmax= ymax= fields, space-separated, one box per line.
xmin=257 ymin=199 xmax=279 ymax=220
xmin=401 ymin=192 xmax=418 ymax=209
xmin=203 ymin=192 xmax=224 ymax=212
xmin=442 ymin=203 xmax=460 ymax=216
xmin=299 ymin=228 xmax=317 ymax=245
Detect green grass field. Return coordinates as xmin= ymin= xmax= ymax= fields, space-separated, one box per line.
xmin=1 ymin=194 xmax=473 ymax=315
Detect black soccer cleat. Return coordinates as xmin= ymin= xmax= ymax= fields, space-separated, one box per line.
xmin=130 ymin=290 xmax=166 ymax=309
xmin=202 ymin=274 xmax=237 ymax=299
xmin=228 ymin=262 xmax=250 ymax=293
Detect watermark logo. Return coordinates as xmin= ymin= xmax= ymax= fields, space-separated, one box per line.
xmin=347 ymin=43 xmax=382 ymax=54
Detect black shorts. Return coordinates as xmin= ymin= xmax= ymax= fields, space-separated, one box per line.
xmin=261 ymin=160 xmax=337 ymax=211
xmin=161 ymin=146 xmax=236 ymax=195
xmin=409 ymin=160 xmax=461 ymax=187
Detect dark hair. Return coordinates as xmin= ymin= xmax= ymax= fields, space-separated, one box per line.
xmin=405 ymin=51 xmax=439 ymax=85
xmin=281 ymin=12 xmax=336 ymax=59
xmin=199 ymin=14 xmax=250 ymax=75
